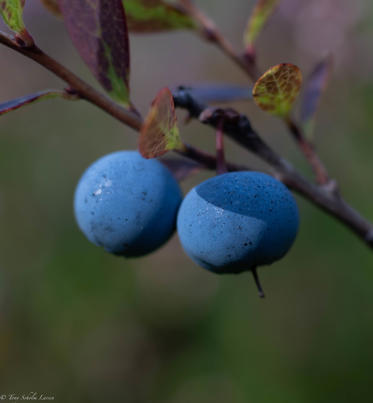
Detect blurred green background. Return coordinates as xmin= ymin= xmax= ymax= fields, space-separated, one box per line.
xmin=0 ymin=0 xmax=373 ymax=402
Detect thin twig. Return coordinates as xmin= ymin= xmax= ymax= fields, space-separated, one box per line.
xmin=181 ymin=2 xmax=331 ymax=184
xmin=179 ymin=0 xmax=260 ymax=80
xmin=0 ymin=32 xmax=142 ymax=131
xmin=286 ymin=117 xmax=330 ymax=185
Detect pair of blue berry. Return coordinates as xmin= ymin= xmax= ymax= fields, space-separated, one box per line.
xmin=74 ymin=151 xmax=299 ymax=294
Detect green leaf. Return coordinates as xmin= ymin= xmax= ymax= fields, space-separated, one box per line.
xmin=244 ymin=0 xmax=279 ymax=48
xmin=59 ymin=0 xmax=131 ymax=106
xmin=139 ymin=88 xmax=184 ymax=158
xmin=0 ymin=0 xmax=33 ymax=45
xmin=252 ymin=63 xmax=302 ymax=118
xmin=40 ymin=0 xmax=61 ymax=16
xmin=123 ymin=0 xmax=196 ymax=32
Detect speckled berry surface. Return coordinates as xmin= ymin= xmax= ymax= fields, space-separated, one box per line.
xmin=74 ymin=151 xmax=182 ymax=257
xmin=177 ymin=171 xmax=299 ymax=273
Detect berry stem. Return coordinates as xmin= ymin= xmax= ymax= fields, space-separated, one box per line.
xmin=216 ymin=118 xmax=227 ymax=175
xmin=251 ymin=268 xmax=265 ymax=299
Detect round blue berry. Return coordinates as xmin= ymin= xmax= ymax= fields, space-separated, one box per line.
xmin=177 ymin=171 xmax=299 ymax=273
xmin=74 ymin=151 xmax=182 ymax=257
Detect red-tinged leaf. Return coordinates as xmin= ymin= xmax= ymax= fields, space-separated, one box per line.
xmin=253 ymin=63 xmax=302 ymax=118
xmin=0 ymin=0 xmax=33 ymax=45
xmin=58 ymin=0 xmax=130 ymax=105
xmin=123 ymin=0 xmax=196 ymax=32
xmin=0 ymin=89 xmax=76 ymax=116
xmin=139 ymin=88 xmax=184 ymax=159
xmin=40 ymin=0 xmax=61 ymax=16
xmin=301 ymin=56 xmax=333 ymax=134
xmin=161 ymin=158 xmax=201 ymax=181
xmin=244 ymin=0 xmax=279 ymax=47
xmin=175 ymin=84 xmax=251 ymax=104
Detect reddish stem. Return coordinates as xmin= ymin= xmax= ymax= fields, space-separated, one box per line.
xmin=286 ymin=117 xmax=329 ymax=185
xmin=216 ymin=119 xmax=227 ymax=175
xmin=179 ymin=0 xmax=258 ymax=80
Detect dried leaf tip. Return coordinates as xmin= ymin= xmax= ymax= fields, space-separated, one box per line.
xmin=139 ymin=88 xmax=184 ymax=159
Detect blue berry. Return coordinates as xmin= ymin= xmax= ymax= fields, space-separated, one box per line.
xmin=177 ymin=172 xmax=299 ymax=279
xmin=74 ymin=151 xmax=182 ymax=257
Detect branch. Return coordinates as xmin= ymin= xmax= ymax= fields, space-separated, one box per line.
xmin=173 ymin=87 xmax=373 ymax=249
xmin=0 ymin=32 xmax=372 ymax=250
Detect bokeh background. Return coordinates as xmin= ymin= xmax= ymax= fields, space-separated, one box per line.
xmin=0 ymin=0 xmax=373 ymax=402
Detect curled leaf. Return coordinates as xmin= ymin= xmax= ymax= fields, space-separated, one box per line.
xmin=174 ymin=84 xmax=251 ymax=104
xmin=0 ymin=0 xmax=33 ymax=45
xmin=123 ymin=0 xmax=196 ymax=32
xmin=58 ymin=0 xmax=130 ymax=105
xmin=301 ymin=56 xmax=333 ymax=135
xmin=244 ymin=0 xmax=279 ymax=47
xmin=252 ymin=63 xmax=302 ymax=117
xmin=139 ymin=88 xmax=184 ymax=159
xmin=40 ymin=0 xmax=61 ymax=16
xmin=0 ymin=89 xmax=76 ymax=116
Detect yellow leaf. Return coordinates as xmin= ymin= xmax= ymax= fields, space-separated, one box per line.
xmin=252 ymin=63 xmax=302 ymax=118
